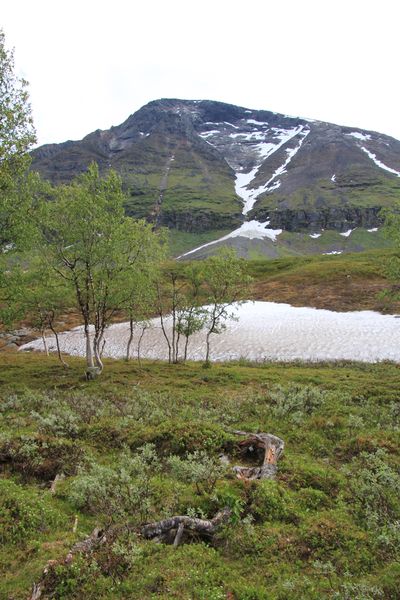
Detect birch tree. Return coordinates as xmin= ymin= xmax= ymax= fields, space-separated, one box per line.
xmin=39 ymin=163 xmax=163 ymax=377
xmin=0 ymin=29 xmax=36 ymax=253
xmin=202 ymin=248 xmax=251 ymax=364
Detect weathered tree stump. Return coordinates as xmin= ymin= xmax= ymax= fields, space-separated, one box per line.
xmin=232 ymin=431 xmax=284 ymax=481
xmin=141 ymin=507 xmax=232 ymax=546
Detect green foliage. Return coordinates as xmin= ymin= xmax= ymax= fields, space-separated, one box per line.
xmin=1 ymin=355 xmax=400 ymax=598
xmin=250 ymin=480 xmax=298 ymax=523
xmin=342 ymin=449 xmax=400 ymax=549
xmin=0 ymin=29 xmax=37 ymax=255
xmin=168 ymin=449 xmax=227 ymax=494
xmin=0 ymin=479 xmax=64 ymax=545
xmin=68 ymin=445 xmax=160 ymax=523
xmin=268 ymin=383 xmax=326 ymax=423
xmin=201 ymin=247 xmax=252 ymax=362
xmin=37 ymin=163 xmax=164 ymax=372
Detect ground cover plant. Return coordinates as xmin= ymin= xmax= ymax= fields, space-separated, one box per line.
xmin=0 ymin=353 xmax=399 ymax=599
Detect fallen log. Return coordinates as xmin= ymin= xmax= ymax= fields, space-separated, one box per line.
xmin=232 ymin=431 xmax=284 ymax=481
xmin=29 ymin=527 xmax=105 ymax=600
xmin=141 ymin=507 xmax=232 ymax=546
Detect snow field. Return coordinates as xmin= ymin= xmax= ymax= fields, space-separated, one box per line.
xmin=20 ymin=301 xmax=400 ymax=364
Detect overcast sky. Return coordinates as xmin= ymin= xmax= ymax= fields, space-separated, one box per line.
xmin=3 ymin=0 xmax=400 ymax=146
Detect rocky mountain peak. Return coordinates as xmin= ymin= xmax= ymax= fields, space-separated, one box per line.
xmin=30 ymin=98 xmax=400 ymax=258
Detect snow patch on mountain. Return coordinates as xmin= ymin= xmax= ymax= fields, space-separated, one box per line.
xmin=240 ymin=128 xmax=310 ymax=210
xmin=347 ymin=131 xmax=371 ymax=142
xmin=361 ymin=147 xmax=400 ymax=177
xmin=177 ymin=220 xmax=282 ymax=259
xmin=340 ymin=229 xmax=353 ymax=237
xmin=228 ymin=125 xmax=306 ymax=214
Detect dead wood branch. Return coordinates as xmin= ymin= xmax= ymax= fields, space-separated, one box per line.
xmin=29 ymin=527 xmax=105 ymax=600
xmin=232 ymin=431 xmax=284 ymax=480
xmin=141 ymin=507 xmax=232 ymax=544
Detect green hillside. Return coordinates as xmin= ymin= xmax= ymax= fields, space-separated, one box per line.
xmin=1 ymin=354 xmax=399 ymax=599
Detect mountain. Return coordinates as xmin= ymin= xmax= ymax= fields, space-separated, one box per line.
xmin=31 ymin=99 xmax=400 ymax=257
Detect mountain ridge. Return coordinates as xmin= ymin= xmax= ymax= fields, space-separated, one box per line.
xmin=31 ymin=98 xmax=400 ymax=257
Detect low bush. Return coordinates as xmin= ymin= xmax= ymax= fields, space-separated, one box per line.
xmin=68 ymin=444 xmax=161 ymax=523
xmin=168 ymin=449 xmax=227 ymax=495
xmin=0 ymin=479 xmax=65 ymax=545
xmin=267 ymin=384 xmax=327 ymax=423
xmin=0 ymin=433 xmax=85 ymax=480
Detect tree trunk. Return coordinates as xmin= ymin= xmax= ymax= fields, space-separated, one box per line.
xmin=137 ymin=325 xmax=147 ymax=367
xmin=49 ymin=323 xmax=69 ymax=368
xmin=85 ymin=326 xmax=94 ymax=368
xmin=50 ymin=472 xmax=65 ymax=495
xmin=205 ymin=331 xmax=211 ymax=364
xmin=232 ymin=431 xmax=284 ymax=480
xmin=93 ymin=334 xmax=104 ymax=372
xmin=159 ymin=311 xmax=172 ymax=364
xmin=126 ymin=317 xmax=134 ymax=361
xmin=41 ymin=329 xmax=49 ymax=356
xmin=183 ymin=335 xmax=189 ymax=362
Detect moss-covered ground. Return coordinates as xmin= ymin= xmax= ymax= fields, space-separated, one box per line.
xmin=1 ymin=352 xmax=399 ymax=599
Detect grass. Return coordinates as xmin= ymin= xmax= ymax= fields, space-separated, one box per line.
xmin=2 ymin=249 xmax=400 ymax=598
xmin=246 ymin=249 xmax=400 ymax=312
xmin=1 ymin=352 xmax=400 ymax=598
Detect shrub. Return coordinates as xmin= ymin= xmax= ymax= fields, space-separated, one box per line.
xmin=31 ymin=406 xmax=80 ymax=438
xmin=0 ymin=434 xmax=85 ymax=480
xmin=296 ymin=487 xmax=331 ymax=511
xmin=268 ymin=384 xmax=327 ymax=423
xmin=127 ymin=420 xmax=233 ymax=455
xmin=0 ymin=479 xmax=65 ymax=545
xmin=332 ymin=581 xmax=384 ymax=599
xmin=168 ymin=449 xmax=227 ymax=494
xmin=250 ymin=480 xmax=299 ymax=523
xmin=280 ymin=459 xmax=343 ymax=496
xmin=342 ymin=449 xmax=400 ymax=528
xmin=68 ymin=444 xmax=160 ymax=523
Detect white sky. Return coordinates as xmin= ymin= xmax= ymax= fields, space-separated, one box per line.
xmin=3 ymin=0 xmax=400 ymax=146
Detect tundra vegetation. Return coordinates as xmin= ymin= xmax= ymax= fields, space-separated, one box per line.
xmin=0 ymin=355 xmax=399 ymax=599
xmin=1 ymin=29 xmax=400 ymax=600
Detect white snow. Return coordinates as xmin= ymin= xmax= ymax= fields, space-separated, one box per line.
xmin=331 ymin=174 xmax=336 ymax=182
xmin=361 ymin=147 xmax=400 ymax=177
xmin=323 ymin=251 xmax=343 ymax=255
xmin=20 ymin=301 xmax=400 ymax=363
xmin=368 ymin=227 xmax=378 ymax=232
xmin=246 ymin=119 xmax=269 ymax=126
xmin=309 ymin=233 xmax=322 ymax=239
xmin=199 ymin=130 xmax=221 ymax=138
xmin=346 ymin=131 xmax=371 ymax=142
xmin=223 ymin=121 xmax=239 ymax=129
xmin=242 ymin=128 xmax=309 ymax=204
xmin=340 ymin=229 xmax=353 ymax=237
xmin=177 ymin=220 xmax=282 ymax=258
